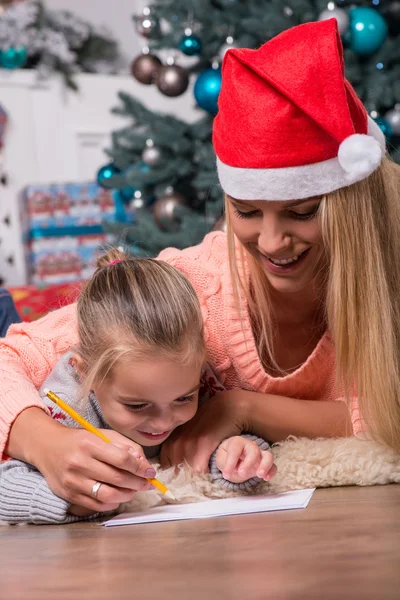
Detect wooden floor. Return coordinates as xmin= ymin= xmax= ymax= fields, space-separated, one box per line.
xmin=1 ymin=485 xmax=400 ymax=600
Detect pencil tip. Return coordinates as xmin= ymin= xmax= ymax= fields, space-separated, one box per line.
xmin=165 ymin=490 xmax=177 ymax=501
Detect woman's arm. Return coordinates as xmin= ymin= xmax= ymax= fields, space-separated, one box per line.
xmin=0 ymin=303 xmax=78 ymax=459
xmin=160 ymin=389 xmax=353 ymax=471
xmin=6 ymin=408 xmax=156 ymax=512
xmin=243 ymin=391 xmax=353 ymax=442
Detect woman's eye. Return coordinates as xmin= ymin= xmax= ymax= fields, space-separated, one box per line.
xmin=175 ymin=393 xmax=196 ymax=404
xmin=233 ymin=208 xmax=259 ymax=219
xmin=289 ymin=206 xmax=319 ymax=220
xmin=124 ymin=403 xmax=149 ymax=412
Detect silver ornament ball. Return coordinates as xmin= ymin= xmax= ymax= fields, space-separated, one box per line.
xmin=219 ymin=36 xmax=238 ymax=59
xmin=153 ymin=191 xmax=187 ymax=232
xmin=156 ymin=64 xmax=189 ymax=97
xmin=319 ymin=6 xmax=349 ymax=35
xmin=131 ymin=53 xmax=161 ymax=85
xmin=142 ymin=144 xmax=163 ymax=167
xmin=384 ymin=107 xmax=400 ymax=136
xmin=135 ymin=13 xmax=160 ymax=38
xmin=129 ymin=193 xmax=146 ymax=211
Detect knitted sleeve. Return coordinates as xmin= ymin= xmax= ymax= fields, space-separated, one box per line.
xmin=0 ymin=459 xmax=89 ymax=525
xmin=209 ymin=434 xmax=270 ymax=492
xmin=0 ymin=303 xmax=78 ymax=459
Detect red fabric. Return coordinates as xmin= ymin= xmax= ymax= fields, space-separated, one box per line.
xmin=213 ymin=19 xmax=368 ymax=169
xmin=9 ymin=282 xmax=83 ymax=322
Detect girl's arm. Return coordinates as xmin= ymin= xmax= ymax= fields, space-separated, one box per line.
xmin=0 ymin=458 xmax=93 ymax=525
xmin=210 ymin=434 xmax=276 ymax=491
xmin=160 ymin=389 xmax=353 ymax=472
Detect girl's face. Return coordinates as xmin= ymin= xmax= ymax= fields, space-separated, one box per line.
xmin=227 ymin=195 xmax=326 ymax=295
xmin=93 ymin=356 xmax=201 ymax=446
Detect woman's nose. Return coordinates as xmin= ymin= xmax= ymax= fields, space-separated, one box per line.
xmin=258 ymin=218 xmax=292 ymax=255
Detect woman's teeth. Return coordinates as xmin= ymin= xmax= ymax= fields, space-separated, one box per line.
xmin=269 ymin=252 xmax=303 ymax=265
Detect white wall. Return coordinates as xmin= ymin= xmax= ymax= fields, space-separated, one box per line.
xmin=46 ymin=0 xmax=149 ymax=70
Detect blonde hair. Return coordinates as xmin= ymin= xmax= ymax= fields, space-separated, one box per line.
xmin=226 ymin=156 xmax=400 ymax=450
xmin=77 ymin=248 xmax=205 ymax=394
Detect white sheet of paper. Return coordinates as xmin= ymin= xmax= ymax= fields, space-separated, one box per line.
xmin=103 ymin=488 xmax=315 ymax=527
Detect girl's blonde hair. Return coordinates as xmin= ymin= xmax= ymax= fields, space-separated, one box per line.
xmin=226 ymin=155 xmax=400 ymax=450
xmin=77 ymin=248 xmax=205 ymax=394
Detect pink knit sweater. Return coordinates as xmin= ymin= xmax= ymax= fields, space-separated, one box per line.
xmin=0 ymin=232 xmax=362 ymax=458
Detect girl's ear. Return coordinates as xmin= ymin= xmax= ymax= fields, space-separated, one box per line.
xmin=71 ymin=352 xmax=86 ymax=378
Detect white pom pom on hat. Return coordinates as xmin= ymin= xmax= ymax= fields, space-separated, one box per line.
xmin=213 ymin=19 xmax=386 ymax=201
xmin=338 ymin=132 xmax=383 ymax=181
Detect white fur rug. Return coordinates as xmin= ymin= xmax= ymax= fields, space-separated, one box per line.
xmin=121 ymin=436 xmax=400 ymax=513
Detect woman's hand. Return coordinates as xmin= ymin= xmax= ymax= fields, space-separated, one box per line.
xmin=7 ymin=408 xmax=156 ymax=513
xmin=215 ymin=436 xmax=277 ymax=483
xmin=41 ymin=426 xmax=157 ymax=513
xmin=160 ymin=390 xmax=249 ymax=472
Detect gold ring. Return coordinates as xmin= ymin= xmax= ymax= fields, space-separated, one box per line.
xmin=91 ymin=481 xmax=102 ymax=499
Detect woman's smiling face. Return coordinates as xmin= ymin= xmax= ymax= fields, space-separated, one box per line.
xmin=227 ymin=195 xmax=326 ymax=295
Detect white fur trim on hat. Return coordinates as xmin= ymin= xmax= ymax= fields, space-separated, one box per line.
xmin=217 ymin=117 xmax=385 ymax=201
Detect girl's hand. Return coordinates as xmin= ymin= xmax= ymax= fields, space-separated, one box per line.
xmin=15 ymin=410 xmax=157 ymax=513
xmin=160 ymin=390 xmax=248 ymax=472
xmin=215 ymin=436 xmax=277 ymax=483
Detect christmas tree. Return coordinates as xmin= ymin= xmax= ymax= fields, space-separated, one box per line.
xmin=99 ymin=0 xmax=400 ymax=256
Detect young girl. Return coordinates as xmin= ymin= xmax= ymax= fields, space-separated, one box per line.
xmin=0 ymin=250 xmax=274 ymax=524
xmin=1 ymin=19 xmax=400 ymax=509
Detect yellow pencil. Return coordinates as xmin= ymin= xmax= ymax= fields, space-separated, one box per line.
xmin=43 ymin=388 xmax=175 ymax=500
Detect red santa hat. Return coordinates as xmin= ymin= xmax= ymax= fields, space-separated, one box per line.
xmin=213 ymin=19 xmax=385 ymax=201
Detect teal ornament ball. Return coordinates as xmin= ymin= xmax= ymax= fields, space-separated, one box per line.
xmin=349 ymin=7 xmax=388 ymax=56
xmin=374 ymin=116 xmax=392 ymax=139
xmin=179 ymin=32 xmax=202 ymax=56
xmin=1 ymin=46 xmax=27 ymax=69
xmin=193 ymin=66 xmax=222 ymax=114
xmin=96 ymin=163 xmax=120 ymax=189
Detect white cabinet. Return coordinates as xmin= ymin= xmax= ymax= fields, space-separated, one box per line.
xmin=0 ymin=69 xmax=198 ymax=285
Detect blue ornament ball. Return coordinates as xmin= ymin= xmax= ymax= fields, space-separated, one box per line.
xmin=349 ymin=7 xmax=388 ymax=56
xmin=374 ymin=116 xmax=393 ymax=139
xmin=193 ymin=66 xmax=222 ymax=114
xmin=1 ymin=46 xmax=27 ymax=69
xmin=96 ymin=163 xmax=120 ymax=189
xmin=179 ymin=32 xmax=202 ymax=56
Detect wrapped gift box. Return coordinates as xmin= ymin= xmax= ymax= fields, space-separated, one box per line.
xmin=28 ymin=231 xmax=115 ymax=285
xmin=21 ymin=182 xmax=122 ymax=230
xmin=21 ymin=182 xmax=132 ymax=285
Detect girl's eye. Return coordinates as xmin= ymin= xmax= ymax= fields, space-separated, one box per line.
xmin=124 ymin=403 xmax=149 ymax=412
xmin=175 ymin=393 xmax=196 ymax=404
xmin=289 ymin=206 xmax=320 ymax=220
xmin=233 ymin=208 xmax=259 ymax=219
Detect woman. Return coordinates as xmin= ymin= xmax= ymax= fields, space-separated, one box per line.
xmin=1 ymin=19 xmax=400 ymax=513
